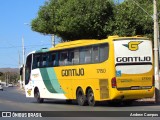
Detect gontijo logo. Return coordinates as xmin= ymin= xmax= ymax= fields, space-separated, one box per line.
xmin=123 ymin=41 xmax=143 ymax=51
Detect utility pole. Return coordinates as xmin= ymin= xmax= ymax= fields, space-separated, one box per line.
xmin=51 ymin=34 xmax=55 ymax=47
xmin=153 ymin=0 xmax=160 ymax=103
xmin=18 ymin=51 xmax=22 ymax=87
xmin=5 ymin=73 xmax=7 ymax=86
xmin=22 ymin=36 xmax=25 ymax=89
xmin=8 ymin=72 xmax=10 ymax=84
xmin=6 ymin=72 xmax=8 ymax=86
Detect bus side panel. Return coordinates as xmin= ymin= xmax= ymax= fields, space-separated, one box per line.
xmin=54 ymin=61 xmax=114 ymax=101
xmin=25 ymin=68 xmax=67 ymax=99
xmin=53 ymin=42 xmax=115 ymax=101
xmin=54 ymin=65 xmax=100 ymax=100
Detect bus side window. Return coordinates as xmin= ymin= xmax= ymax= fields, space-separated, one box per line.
xmin=68 ymin=49 xmax=79 ymax=65
xmin=49 ymin=53 xmax=56 ymax=67
xmin=37 ymin=55 xmax=41 ymax=68
xmin=68 ymin=50 xmax=74 ymax=65
xmin=52 ymin=53 xmax=56 ymax=66
xmin=59 ymin=51 xmax=68 ymax=66
xmin=73 ymin=49 xmax=79 ymax=64
xmin=80 ymin=48 xmax=85 ymax=64
xmin=42 ymin=54 xmax=48 ymax=67
xmin=84 ymin=47 xmax=92 ymax=63
xmin=33 ymin=54 xmax=41 ymax=69
xmin=92 ymin=46 xmax=99 ymax=63
xmin=99 ymin=44 xmax=109 ymax=62
xmin=80 ymin=47 xmax=92 ymax=64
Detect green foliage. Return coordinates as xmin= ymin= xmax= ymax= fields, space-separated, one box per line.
xmin=31 ymin=1 xmax=55 ymax=34
xmin=56 ymin=0 xmax=114 ymax=40
xmin=112 ymin=0 xmax=153 ymax=38
xmin=31 ymin=0 xmax=114 ymax=40
xmin=0 ymin=72 xmax=3 ymax=76
xmin=0 ymin=72 xmax=19 ymax=83
xmin=31 ymin=0 xmax=159 ymax=41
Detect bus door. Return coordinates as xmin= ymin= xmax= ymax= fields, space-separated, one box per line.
xmin=113 ymin=39 xmax=153 ymax=91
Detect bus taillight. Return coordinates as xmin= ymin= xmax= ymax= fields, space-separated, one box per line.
xmin=111 ymin=77 xmax=117 ymax=88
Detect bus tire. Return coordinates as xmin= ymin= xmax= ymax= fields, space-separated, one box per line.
xmin=34 ymin=89 xmax=44 ymax=103
xmin=76 ymin=88 xmax=87 ymax=106
xmin=87 ymin=88 xmax=96 ymax=106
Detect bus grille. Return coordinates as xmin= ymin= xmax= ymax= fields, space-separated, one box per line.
xmin=99 ymin=79 xmax=109 ymax=99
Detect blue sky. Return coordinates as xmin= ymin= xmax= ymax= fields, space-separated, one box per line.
xmin=0 ymin=0 xmax=51 ymax=68
xmin=115 ymin=0 xmax=124 ymax=4
xmin=0 ymin=0 xmax=124 ymax=68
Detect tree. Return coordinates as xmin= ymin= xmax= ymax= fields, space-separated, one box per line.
xmin=31 ymin=0 xmax=115 ymax=41
xmin=0 ymin=72 xmax=3 ymax=76
xmin=0 ymin=72 xmax=19 ymax=84
xmin=31 ymin=1 xmax=56 ymax=34
xmin=112 ymin=0 xmax=153 ymax=38
xmin=31 ymin=0 xmax=159 ymax=41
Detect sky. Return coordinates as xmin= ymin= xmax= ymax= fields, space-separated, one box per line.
xmin=0 ymin=0 xmax=51 ymax=68
xmin=0 ymin=0 xmax=124 ymax=68
xmin=115 ymin=0 xmax=124 ymax=4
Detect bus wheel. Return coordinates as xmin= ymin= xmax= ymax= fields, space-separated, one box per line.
xmin=34 ymin=89 xmax=44 ymax=103
xmin=87 ymin=88 xmax=96 ymax=106
xmin=76 ymin=88 xmax=87 ymax=106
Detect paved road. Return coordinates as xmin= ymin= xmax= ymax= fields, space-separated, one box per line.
xmin=0 ymin=87 xmax=160 ymax=120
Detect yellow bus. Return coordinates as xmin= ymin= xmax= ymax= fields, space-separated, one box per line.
xmin=24 ymin=35 xmax=154 ymax=106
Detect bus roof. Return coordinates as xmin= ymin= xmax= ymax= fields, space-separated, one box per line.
xmin=27 ymin=35 xmax=149 ymax=55
xmin=50 ymin=35 xmax=149 ymax=51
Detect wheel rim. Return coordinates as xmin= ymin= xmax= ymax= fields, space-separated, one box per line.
xmin=88 ymin=93 xmax=94 ymax=103
xmin=78 ymin=92 xmax=84 ymax=103
xmin=36 ymin=91 xmax=40 ymax=99
xmin=87 ymin=90 xmax=95 ymax=106
xmin=77 ymin=89 xmax=86 ymax=106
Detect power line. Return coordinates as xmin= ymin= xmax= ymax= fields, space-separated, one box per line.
xmin=132 ymin=0 xmax=152 ymax=18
